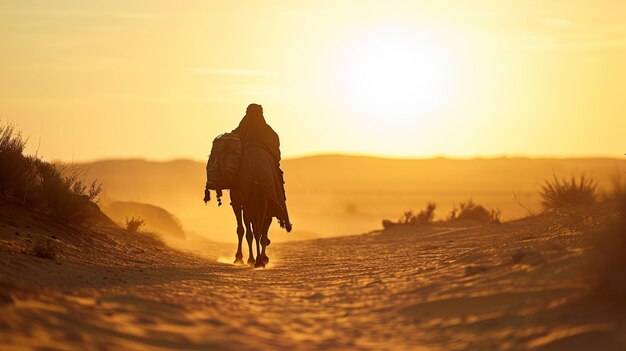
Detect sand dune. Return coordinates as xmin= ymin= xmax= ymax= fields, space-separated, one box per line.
xmin=1 ymin=199 xmax=624 ymax=350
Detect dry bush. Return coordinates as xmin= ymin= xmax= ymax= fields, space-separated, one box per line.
xmin=416 ymin=202 xmax=437 ymax=224
xmin=125 ymin=217 xmax=146 ymax=233
xmin=398 ymin=203 xmax=437 ymax=226
xmin=0 ymin=123 xmax=31 ymax=199
xmin=450 ymin=199 xmax=501 ymax=224
xmin=399 ymin=211 xmax=413 ymax=225
xmin=540 ymin=175 xmax=597 ymax=209
xmin=382 ymin=219 xmax=394 ymax=229
xmin=382 ymin=203 xmax=437 ymax=229
xmin=36 ymin=162 xmax=102 ymax=224
xmin=0 ymin=121 xmax=102 ymax=225
xmin=0 ymin=123 xmax=26 ymax=157
xmin=103 ymin=201 xmax=185 ymax=238
xmin=33 ymin=238 xmax=56 ymax=260
xmin=490 ymin=209 xmax=502 ymax=223
xmin=590 ymin=196 xmax=626 ymax=299
xmin=385 ymin=200 xmax=500 ymax=229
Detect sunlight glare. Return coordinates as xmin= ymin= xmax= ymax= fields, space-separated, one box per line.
xmin=336 ymin=26 xmax=455 ymax=127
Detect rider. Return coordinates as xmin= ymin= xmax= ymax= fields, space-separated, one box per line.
xmin=232 ymin=104 xmax=291 ymax=232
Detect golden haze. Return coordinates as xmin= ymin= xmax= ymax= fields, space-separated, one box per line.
xmin=0 ymin=0 xmax=624 ymax=161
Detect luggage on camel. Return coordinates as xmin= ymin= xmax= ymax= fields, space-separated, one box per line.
xmin=204 ymin=133 xmax=241 ymax=206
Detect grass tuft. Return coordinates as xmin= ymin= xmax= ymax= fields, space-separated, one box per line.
xmin=125 ymin=217 xmax=146 ymax=233
xmin=540 ymin=175 xmax=597 ymax=209
xmin=398 ymin=202 xmax=437 ymax=226
xmin=0 ymin=123 xmax=31 ymax=200
xmin=449 ymin=199 xmax=501 ymax=224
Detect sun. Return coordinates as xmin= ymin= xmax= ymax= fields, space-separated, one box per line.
xmin=335 ymin=26 xmax=455 ymax=126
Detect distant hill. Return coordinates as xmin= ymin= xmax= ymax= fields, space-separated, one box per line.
xmin=101 ymin=201 xmax=185 ymax=239
xmin=79 ymin=155 xmax=626 ymax=242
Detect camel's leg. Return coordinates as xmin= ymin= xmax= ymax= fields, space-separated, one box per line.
xmin=232 ymin=204 xmax=244 ymax=265
xmin=253 ymin=193 xmax=269 ymax=268
xmin=243 ymin=208 xmax=255 ymax=265
xmin=253 ymin=219 xmax=262 ymax=268
xmin=260 ymin=217 xmax=272 ymax=265
xmin=255 ymin=198 xmax=270 ymax=268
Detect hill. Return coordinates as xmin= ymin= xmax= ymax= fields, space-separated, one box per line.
xmin=101 ymin=201 xmax=186 ymax=239
xmin=78 ymin=155 xmax=625 ymax=242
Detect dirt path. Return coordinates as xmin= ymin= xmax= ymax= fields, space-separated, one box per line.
xmin=1 ymin=205 xmax=626 ymax=350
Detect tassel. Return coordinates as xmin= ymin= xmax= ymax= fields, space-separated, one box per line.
xmin=203 ymin=189 xmax=211 ymax=204
xmin=217 ymin=189 xmax=223 ymax=207
xmin=278 ymin=219 xmax=293 ymax=233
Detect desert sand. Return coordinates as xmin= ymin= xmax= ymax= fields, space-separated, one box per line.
xmin=1 ymin=199 xmax=625 ymax=351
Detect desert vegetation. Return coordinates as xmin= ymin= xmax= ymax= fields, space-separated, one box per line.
xmin=449 ymin=199 xmax=501 ymax=224
xmin=103 ymin=201 xmax=185 ymax=238
xmin=125 ymin=216 xmax=146 ymax=233
xmin=0 ymin=122 xmax=102 ymax=224
xmin=540 ymin=175 xmax=597 ymax=209
xmin=383 ymin=199 xmax=500 ymax=229
xmin=384 ymin=173 xmax=607 ymax=230
xmin=398 ymin=202 xmax=437 ymax=226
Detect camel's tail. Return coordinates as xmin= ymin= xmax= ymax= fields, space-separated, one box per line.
xmin=279 ymin=218 xmax=293 ymax=233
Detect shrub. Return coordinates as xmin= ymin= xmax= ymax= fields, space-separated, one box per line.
xmin=0 ymin=123 xmax=31 ymax=199
xmin=387 ymin=200 xmax=500 ymax=228
xmin=36 ymin=162 xmax=102 ymax=224
xmin=397 ymin=203 xmax=437 ymax=226
xmin=415 ymin=202 xmax=437 ymax=225
xmin=382 ymin=219 xmax=394 ymax=229
xmin=33 ymin=238 xmax=56 ymax=260
xmin=451 ymin=199 xmax=500 ymax=224
xmin=125 ymin=217 xmax=146 ymax=233
xmin=399 ymin=211 xmax=414 ymax=225
xmin=103 ymin=201 xmax=185 ymax=238
xmin=489 ymin=209 xmax=502 ymax=223
xmin=0 ymin=121 xmax=102 ymax=225
xmin=540 ymin=175 xmax=596 ymax=209
xmin=0 ymin=123 xmax=25 ymax=153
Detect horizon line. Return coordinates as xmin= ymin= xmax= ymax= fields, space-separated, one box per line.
xmin=71 ymin=152 xmax=626 ymax=164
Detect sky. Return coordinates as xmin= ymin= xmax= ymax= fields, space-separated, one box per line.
xmin=1 ymin=0 xmax=625 ymax=161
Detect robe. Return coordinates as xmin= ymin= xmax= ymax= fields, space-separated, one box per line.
xmin=232 ymin=112 xmax=288 ymax=224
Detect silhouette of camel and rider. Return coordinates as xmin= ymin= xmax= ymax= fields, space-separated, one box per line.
xmin=204 ymin=104 xmax=291 ymax=268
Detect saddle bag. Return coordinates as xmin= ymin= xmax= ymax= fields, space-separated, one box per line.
xmin=205 ymin=133 xmax=242 ymax=205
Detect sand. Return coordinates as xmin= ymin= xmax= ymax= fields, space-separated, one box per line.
xmin=1 ymin=200 xmax=625 ymax=350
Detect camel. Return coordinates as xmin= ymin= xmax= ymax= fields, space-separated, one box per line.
xmin=215 ymin=104 xmax=289 ymax=268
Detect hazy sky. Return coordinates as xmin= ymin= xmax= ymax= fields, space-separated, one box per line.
xmin=1 ymin=0 xmax=625 ymax=161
